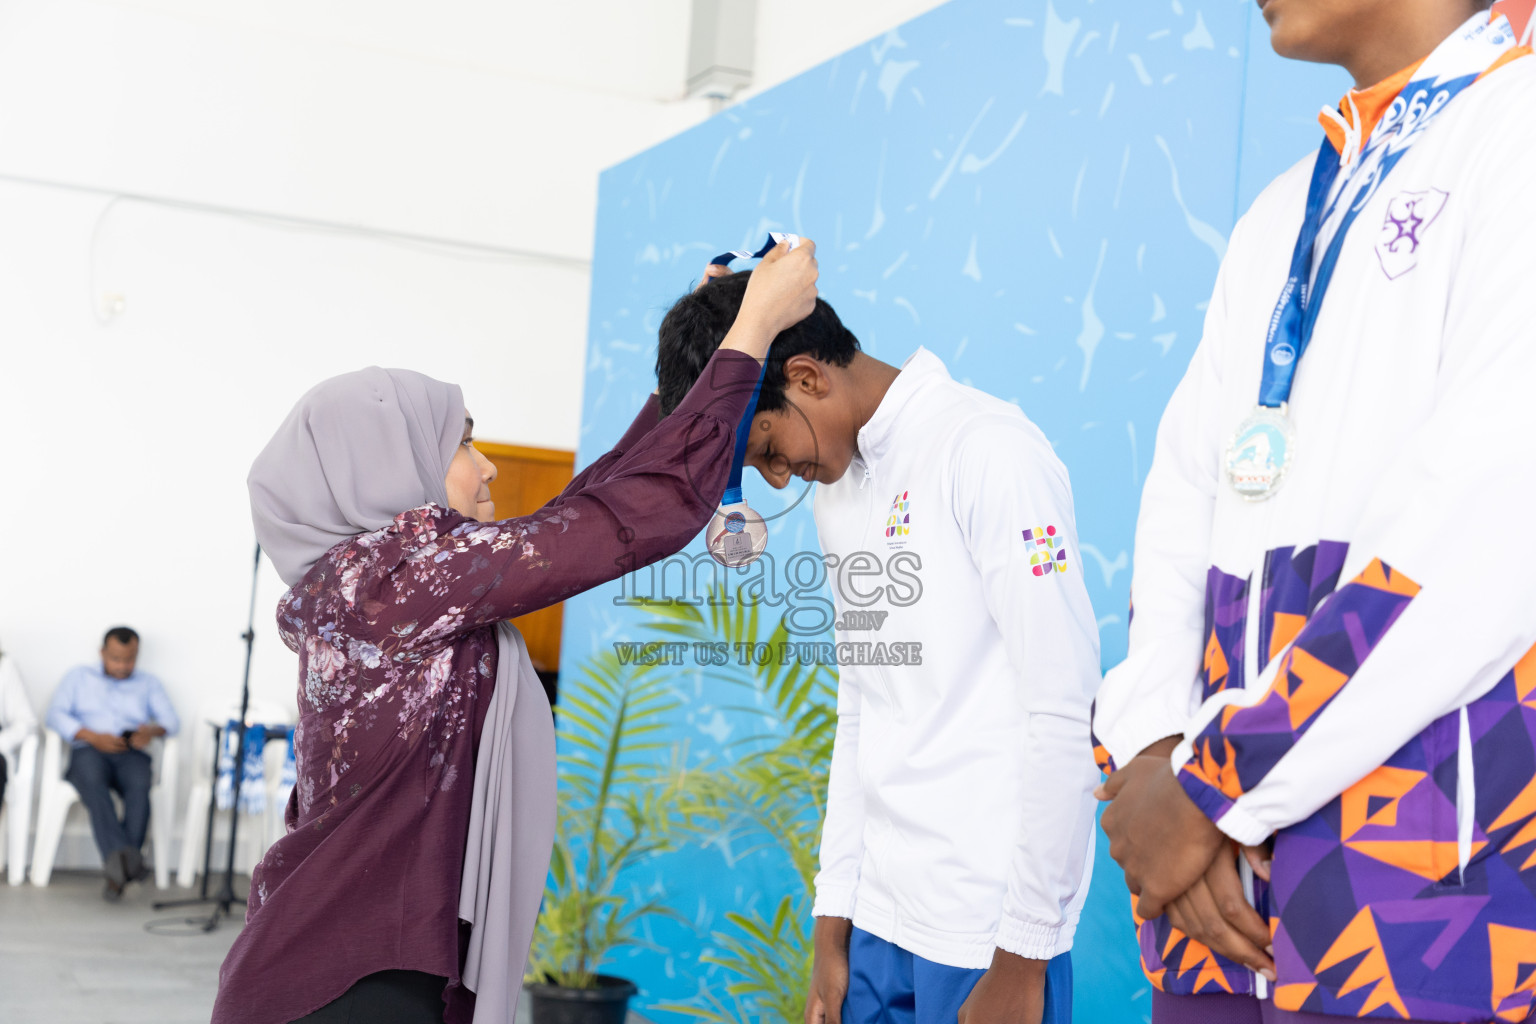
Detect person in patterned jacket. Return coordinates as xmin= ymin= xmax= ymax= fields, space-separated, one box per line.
xmin=1093 ymin=1 xmax=1536 ymax=1022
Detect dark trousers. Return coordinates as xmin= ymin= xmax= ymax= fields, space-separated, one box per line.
xmin=66 ymin=746 xmax=152 ymax=861
xmin=289 ymin=970 xmax=447 ymax=1023
xmin=0 ymin=751 xmax=8 ymax=810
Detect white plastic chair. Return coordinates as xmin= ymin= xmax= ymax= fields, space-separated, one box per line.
xmin=30 ymin=730 xmax=179 ymax=888
xmin=177 ymin=720 xmax=293 ymax=889
xmin=0 ymin=730 xmax=39 ymax=884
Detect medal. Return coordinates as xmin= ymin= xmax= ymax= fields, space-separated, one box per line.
xmin=701 ymin=232 xmax=800 ymax=567
xmin=1230 ymin=12 xmax=1512 ymax=500
xmin=706 ymin=501 xmax=768 ymax=567
xmin=1225 ymin=405 xmax=1296 ymax=501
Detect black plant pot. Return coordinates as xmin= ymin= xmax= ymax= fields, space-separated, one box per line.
xmin=525 ymin=975 xmax=639 ymax=1024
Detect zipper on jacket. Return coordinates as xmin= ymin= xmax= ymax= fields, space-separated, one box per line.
xmin=1456 ymin=705 xmax=1475 ymax=884
xmin=1241 ymin=559 xmax=1266 ymax=997
xmin=1243 ymin=558 xmax=1268 ymax=693
xmin=1239 ymin=855 xmax=1268 ymax=1000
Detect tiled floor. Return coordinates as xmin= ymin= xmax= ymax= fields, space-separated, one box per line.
xmin=0 ymin=870 xmax=244 ymax=1023
xmin=0 ymin=872 xmax=650 ymax=1024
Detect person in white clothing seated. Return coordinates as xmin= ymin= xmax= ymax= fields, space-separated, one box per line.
xmin=656 ymin=267 xmax=1102 ymax=1024
xmin=0 ymin=637 xmax=39 ymax=814
xmin=46 ymin=626 xmax=180 ymax=900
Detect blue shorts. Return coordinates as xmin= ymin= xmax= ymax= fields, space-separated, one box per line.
xmin=842 ymin=927 xmax=1073 ymax=1024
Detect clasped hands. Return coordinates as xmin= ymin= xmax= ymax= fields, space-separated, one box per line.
xmin=1097 ymin=738 xmax=1276 ymax=981
xmin=81 ymin=723 xmax=165 ymax=754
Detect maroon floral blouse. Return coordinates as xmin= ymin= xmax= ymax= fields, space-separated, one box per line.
xmin=213 ymin=350 xmax=762 ymax=1024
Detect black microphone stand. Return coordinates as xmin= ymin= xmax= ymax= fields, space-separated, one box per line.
xmin=150 ymin=543 xmax=261 ymax=933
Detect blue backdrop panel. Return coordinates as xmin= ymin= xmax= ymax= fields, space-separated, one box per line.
xmin=1237 ymin=7 xmax=1350 ymax=213
xmin=566 ymin=1 xmax=1349 ymax=1020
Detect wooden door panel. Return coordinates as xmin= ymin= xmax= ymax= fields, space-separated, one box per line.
xmin=478 ymin=442 xmax=576 ymax=679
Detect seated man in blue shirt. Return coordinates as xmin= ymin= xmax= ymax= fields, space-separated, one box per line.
xmin=46 ymin=626 xmax=180 ymax=899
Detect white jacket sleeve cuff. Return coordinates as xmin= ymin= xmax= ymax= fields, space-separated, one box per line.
xmin=994 ymin=913 xmax=1075 ymax=961
xmin=1211 ymin=800 xmax=1273 ymax=846
xmin=1094 ymin=644 xmax=1203 ymax=773
xmin=1103 ymin=712 xmax=1190 ymax=773
xmin=811 ymin=882 xmax=857 ymax=921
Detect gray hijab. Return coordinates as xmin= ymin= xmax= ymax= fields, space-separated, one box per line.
xmin=249 ymin=366 xmax=556 ymax=1023
xmin=249 ymin=366 xmax=464 ymax=586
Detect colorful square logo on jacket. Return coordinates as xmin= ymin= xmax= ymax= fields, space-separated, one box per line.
xmin=1024 ymin=525 xmax=1069 ymax=576
xmin=885 ymin=491 xmax=911 ymax=540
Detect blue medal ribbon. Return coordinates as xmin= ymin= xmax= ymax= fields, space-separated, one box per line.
xmin=1259 ymin=71 xmax=1480 ymax=408
xmin=722 ymin=369 xmax=765 ymax=507
xmin=710 ymin=230 xmax=798 ymax=269
xmin=707 ymin=232 xmax=798 ymax=506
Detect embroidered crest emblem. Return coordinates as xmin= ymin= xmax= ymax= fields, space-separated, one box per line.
xmin=1375 ymin=187 xmax=1448 ymax=280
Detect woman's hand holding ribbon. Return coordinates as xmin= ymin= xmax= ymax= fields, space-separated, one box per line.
xmin=696 ymin=263 xmax=734 ymax=291
xmin=718 ymin=238 xmax=818 ymax=360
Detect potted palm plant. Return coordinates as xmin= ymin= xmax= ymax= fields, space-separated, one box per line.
xmin=525 ymin=652 xmax=698 ymax=1024
xmin=644 ymin=594 xmax=839 ymax=1024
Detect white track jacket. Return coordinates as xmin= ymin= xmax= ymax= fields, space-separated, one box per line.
xmin=1093 ymin=44 xmax=1536 ymax=842
xmin=1090 ymin=22 xmax=1536 ymax=1016
xmin=809 ymin=348 xmax=1102 ymax=968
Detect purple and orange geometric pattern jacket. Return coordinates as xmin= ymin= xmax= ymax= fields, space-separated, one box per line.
xmin=1092 ymin=42 xmax=1536 ymax=1023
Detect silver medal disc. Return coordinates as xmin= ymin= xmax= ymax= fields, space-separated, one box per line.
xmin=1225 ymin=405 xmax=1296 ymax=501
xmin=706 ymin=500 xmax=768 ymax=567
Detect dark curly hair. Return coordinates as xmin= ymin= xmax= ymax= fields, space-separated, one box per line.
xmin=656 ymin=270 xmax=861 ymax=416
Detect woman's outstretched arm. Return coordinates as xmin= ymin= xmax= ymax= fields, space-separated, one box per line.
xmin=340 ymin=348 xmax=757 ymax=649
xmin=551 ymin=393 xmax=661 ymax=500
xmin=341 ymin=241 xmax=817 ymax=646
xmin=545 ymin=239 xmax=819 ymax=505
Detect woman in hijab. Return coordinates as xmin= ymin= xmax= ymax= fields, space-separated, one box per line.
xmin=213 ymin=241 xmax=818 ymax=1024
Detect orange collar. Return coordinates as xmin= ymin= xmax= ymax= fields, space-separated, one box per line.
xmin=1319 ymin=59 xmax=1425 ymax=156
xmin=1320 ymin=39 xmax=1532 ymax=156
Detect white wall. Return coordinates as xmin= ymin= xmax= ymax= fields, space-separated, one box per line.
xmin=752 ymin=0 xmax=952 ymax=96
xmin=0 ymin=178 xmax=608 ymax=867
xmin=0 ymin=0 xmax=949 ymax=870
